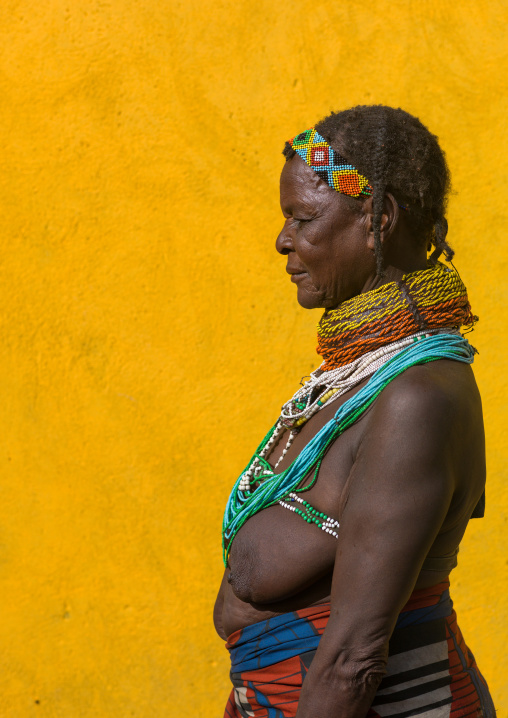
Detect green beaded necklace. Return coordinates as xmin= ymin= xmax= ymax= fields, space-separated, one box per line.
xmin=222 ymin=334 xmax=474 ymax=565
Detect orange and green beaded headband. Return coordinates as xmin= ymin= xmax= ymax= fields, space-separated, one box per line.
xmin=290 ymin=128 xmax=373 ymax=198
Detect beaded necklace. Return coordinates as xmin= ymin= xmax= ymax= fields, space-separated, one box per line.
xmin=279 ymin=329 xmax=457 ymax=430
xmin=279 ymin=493 xmax=340 ymax=538
xmin=223 ymin=334 xmax=475 ymax=565
xmin=317 ymin=262 xmax=476 ymax=370
xmin=238 ymin=328 xmax=453 ymax=494
xmin=222 ymin=264 xmax=477 ymax=566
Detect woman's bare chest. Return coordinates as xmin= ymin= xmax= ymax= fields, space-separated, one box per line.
xmin=227 ymin=403 xmax=366 ymax=604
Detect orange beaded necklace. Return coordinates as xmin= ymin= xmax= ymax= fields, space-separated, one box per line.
xmin=317 ymin=263 xmax=476 ymax=371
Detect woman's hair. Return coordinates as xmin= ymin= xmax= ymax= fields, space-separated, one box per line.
xmin=283 ymin=105 xmax=452 ymax=275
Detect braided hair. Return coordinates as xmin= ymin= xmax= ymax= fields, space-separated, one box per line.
xmin=283 ymin=105 xmax=453 ymax=276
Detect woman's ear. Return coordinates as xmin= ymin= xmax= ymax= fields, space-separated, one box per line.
xmin=364 ymin=193 xmax=399 ymax=251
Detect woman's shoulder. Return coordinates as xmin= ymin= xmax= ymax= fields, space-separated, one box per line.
xmin=358 ymin=358 xmax=485 ymax=522
xmin=370 ymin=358 xmax=482 ymax=434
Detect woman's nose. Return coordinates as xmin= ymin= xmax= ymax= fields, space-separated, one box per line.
xmin=275 ymin=220 xmax=294 ymax=255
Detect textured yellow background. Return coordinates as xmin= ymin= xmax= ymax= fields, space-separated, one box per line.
xmin=0 ymin=0 xmax=506 ymax=715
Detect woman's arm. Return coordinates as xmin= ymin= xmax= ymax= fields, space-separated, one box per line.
xmin=295 ymin=364 xmax=471 ymax=718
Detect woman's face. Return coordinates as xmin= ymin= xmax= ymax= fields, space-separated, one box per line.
xmin=276 ymin=155 xmax=376 ymax=310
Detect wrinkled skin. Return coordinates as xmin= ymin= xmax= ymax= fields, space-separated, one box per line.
xmin=214 ymin=156 xmax=486 ymax=718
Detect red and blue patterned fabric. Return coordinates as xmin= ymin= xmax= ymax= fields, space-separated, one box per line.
xmin=224 ymin=581 xmax=494 ymax=718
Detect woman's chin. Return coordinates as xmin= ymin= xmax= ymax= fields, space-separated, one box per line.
xmin=296 ymin=286 xmax=326 ymax=310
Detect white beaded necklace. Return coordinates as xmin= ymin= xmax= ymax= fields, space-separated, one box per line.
xmin=238 ymin=329 xmax=456 ymax=494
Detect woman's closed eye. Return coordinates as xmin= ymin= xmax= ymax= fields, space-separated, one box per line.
xmin=281 ymin=210 xmax=314 ymax=223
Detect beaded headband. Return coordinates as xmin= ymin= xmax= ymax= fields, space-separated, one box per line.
xmin=290 ymin=128 xmax=373 ymax=198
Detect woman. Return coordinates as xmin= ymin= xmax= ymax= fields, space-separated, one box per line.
xmin=214 ymin=105 xmax=495 ymax=718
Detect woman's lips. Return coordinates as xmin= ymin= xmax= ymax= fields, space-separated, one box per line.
xmin=290 ymin=271 xmax=308 ymax=283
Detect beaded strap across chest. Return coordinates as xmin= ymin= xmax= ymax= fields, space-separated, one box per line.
xmin=279 ymin=492 xmax=340 ymax=538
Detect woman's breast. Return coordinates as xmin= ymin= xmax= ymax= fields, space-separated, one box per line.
xmin=227 ymin=503 xmax=338 ymax=604
xmin=226 ymin=415 xmax=360 ymax=605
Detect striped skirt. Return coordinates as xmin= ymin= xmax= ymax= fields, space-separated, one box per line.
xmin=224 ymin=581 xmax=494 ymax=718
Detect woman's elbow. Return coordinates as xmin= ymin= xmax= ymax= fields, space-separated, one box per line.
xmin=345 ymin=654 xmax=387 ymax=693
xmin=320 ymin=638 xmax=389 ymax=694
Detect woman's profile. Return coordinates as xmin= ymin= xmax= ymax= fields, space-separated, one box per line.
xmin=214 ymin=105 xmax=495 ymax=718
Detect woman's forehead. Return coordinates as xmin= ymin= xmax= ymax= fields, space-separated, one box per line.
xmin=280 ymin=155 xmax=332 ymax=203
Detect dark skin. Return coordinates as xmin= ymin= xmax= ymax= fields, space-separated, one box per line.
xmin=214 ymin=156 xmax=486 ymax=718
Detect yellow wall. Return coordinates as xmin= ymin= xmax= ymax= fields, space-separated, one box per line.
xmin=0 ymin=1 xmax=506 ymax=715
